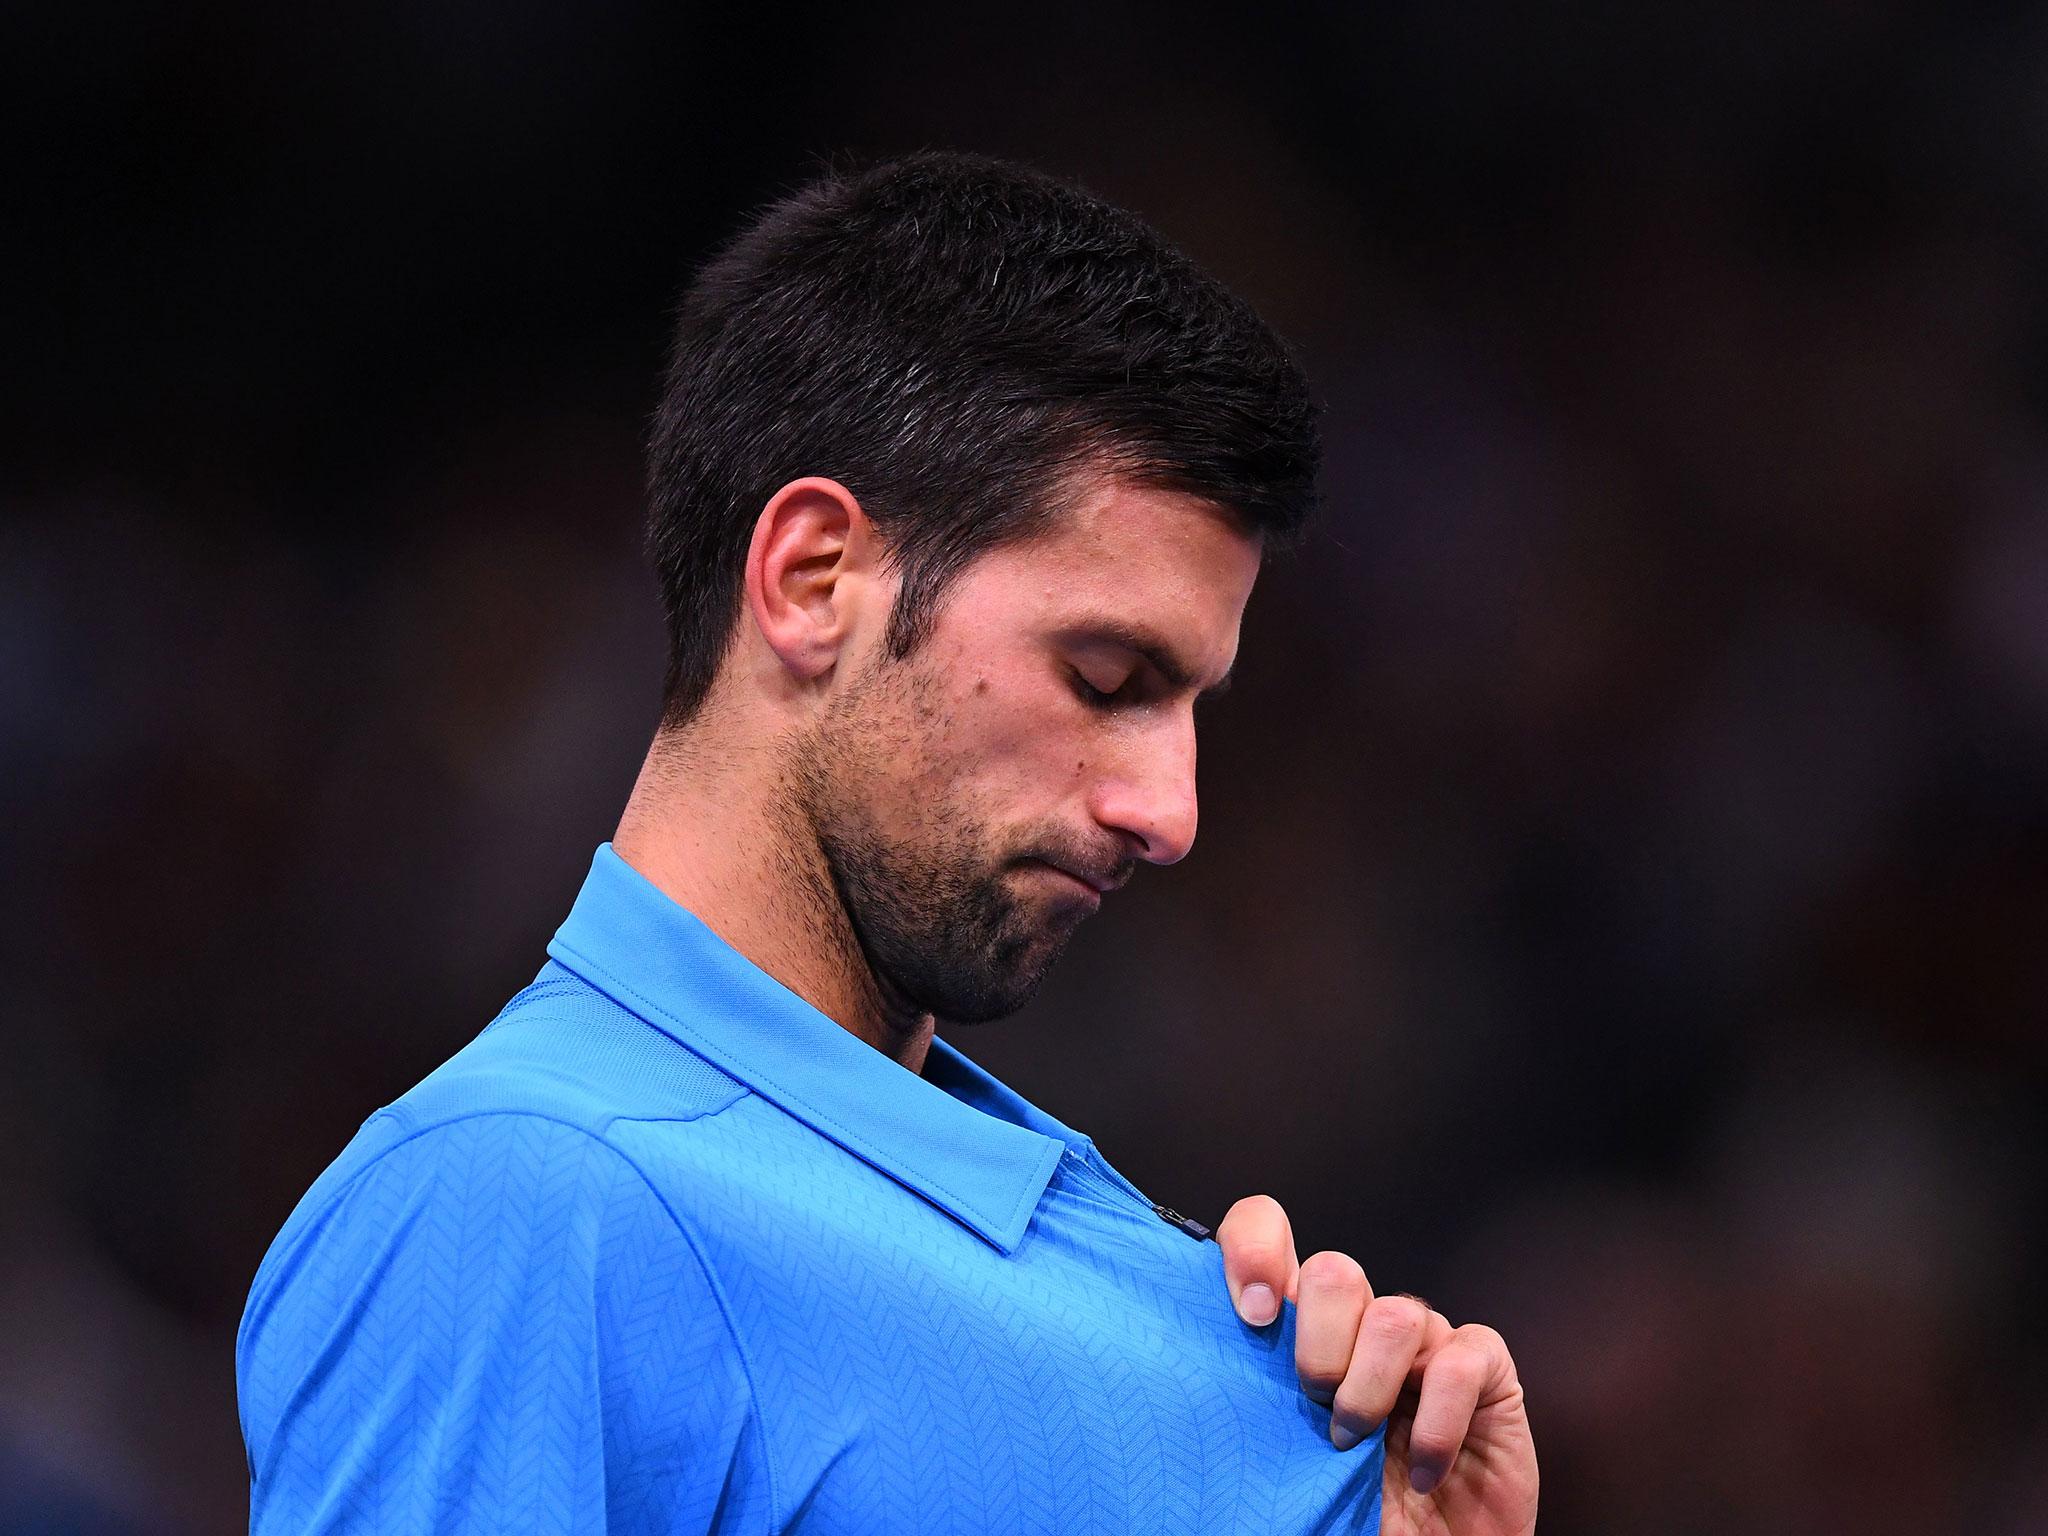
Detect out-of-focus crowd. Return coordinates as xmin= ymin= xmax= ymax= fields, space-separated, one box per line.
xmin=5 ymin=3 xmax=2044 ymax=1532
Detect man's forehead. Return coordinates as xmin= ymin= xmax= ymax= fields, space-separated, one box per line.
xmin=983 ymin=477 xmax=1266 ymax=599
xmin=1039 ymin=469 xmax=1263 ymax=554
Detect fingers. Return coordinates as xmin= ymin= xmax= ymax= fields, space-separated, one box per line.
xmin=1291 ymin=1250 xmax=1371 ymax=1403
xmin=1215 ymin=1195 xmax=1299 ymax=1327
xmin=1329 ymin=1295 xmax=1449 ymax=1451
xmin=1401 ymin=1323 xmax=1510 ymax=1493
xmin=1222 ymin=1209 xmax=1521 ymax=1496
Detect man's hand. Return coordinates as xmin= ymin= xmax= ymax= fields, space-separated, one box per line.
xmin=1216 ymin=1196 xmax=1539 ymax=1536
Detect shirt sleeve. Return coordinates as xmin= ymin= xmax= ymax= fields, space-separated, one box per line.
xmin=238 ymin=1112 xmax=771 ymax=1536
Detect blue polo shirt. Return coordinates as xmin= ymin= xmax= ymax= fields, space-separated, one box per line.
xmin=237 ymin=845 xmax=1384 ymax=1533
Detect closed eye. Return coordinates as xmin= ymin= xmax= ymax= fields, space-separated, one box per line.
xmin=1068 ymin=667 xmax=1129 ymax=710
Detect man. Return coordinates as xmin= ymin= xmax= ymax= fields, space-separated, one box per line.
xmin=237 ymin=152 xmax=1537 ymax=1534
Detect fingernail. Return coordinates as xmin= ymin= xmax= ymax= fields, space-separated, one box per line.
xmin=1409 ymin=1466 xmax=1440 ymax=1495
xmin=1331 ymin=1422 xmax=1362 ymax=1452
xmin=1239 ymin=1282 xmax=1278 ymax=1326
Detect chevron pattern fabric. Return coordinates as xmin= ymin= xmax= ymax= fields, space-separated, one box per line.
xmin=238 ymin=848 xmax=1384 ymax=1533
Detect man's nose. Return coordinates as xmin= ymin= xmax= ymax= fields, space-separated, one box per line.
xmin=1091 ymin=717 xmax=1199 ymax=866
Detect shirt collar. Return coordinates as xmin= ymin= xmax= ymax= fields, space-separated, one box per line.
xmin=545 ymin=843 xmax=1080 ymax=1254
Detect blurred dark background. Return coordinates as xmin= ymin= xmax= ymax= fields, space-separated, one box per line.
xmin=5 ymin=3 xmax=2046 ymax=1532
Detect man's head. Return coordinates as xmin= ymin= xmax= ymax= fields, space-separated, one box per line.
xmin=646 ymin=152 xmax=1318 ymax=1022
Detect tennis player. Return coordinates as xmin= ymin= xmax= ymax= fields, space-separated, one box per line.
xmin=237 ymin=151 xmax=1537 ymax=1535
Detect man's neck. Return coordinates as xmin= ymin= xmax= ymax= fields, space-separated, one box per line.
xmin=610 ymin=727 xmax=937 ymax=1072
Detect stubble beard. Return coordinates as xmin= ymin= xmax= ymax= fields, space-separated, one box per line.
xmin=786 ymin=660 xmax=1093 ymax=1027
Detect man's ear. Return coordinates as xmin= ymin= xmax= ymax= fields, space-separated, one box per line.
xmin=742 ymin=477 xmax=883 ymax=687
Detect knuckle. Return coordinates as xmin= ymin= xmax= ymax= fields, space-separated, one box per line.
xmin=1217 ymin=1199 xmax=1291 ymax=1272
xmin=1227 ymin=1237 xmax=1292 ymax=1275
xmin=1223 ymin=1193 xmax=1287 ymax=1227
xmin=1364 ymin=1295 xmax=1429 ymax=1343
xmin=1455 ymin=1321 xmax=1508 ymax=1356
xmin=1429 ymin=1343 xmax=1488 ymax=1391
xmin=1296 ymin=1250 xmax=1367 ymax=1296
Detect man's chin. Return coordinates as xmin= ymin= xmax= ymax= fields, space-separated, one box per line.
xmin=864 ymin=874 xmax=1090 ymax=1025
xmin=918 ymin=936 xmax=1072 ymax=1026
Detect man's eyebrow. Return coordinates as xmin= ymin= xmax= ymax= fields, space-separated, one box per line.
xmin=1065 ymin=620 xmax=1234 ymax=699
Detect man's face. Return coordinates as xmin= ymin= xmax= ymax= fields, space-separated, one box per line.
xmin=793 ymin=470 xmax=1264 ymax=1024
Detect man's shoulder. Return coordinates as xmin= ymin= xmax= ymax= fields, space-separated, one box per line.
xmin=250 ymin=966 xmax=765 ymax=1292
xmin=391 ymin=961 xmax=752 ymax=1137
xmin=235 ymin=978 xmax=777 ymax=1514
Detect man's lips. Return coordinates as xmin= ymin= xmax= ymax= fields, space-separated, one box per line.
xmin=1024 ymin=856 xmax=1129 ymax=898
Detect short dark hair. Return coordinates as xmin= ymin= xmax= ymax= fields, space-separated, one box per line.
xmin=646 ymin=150 xmax=1320 ymax=726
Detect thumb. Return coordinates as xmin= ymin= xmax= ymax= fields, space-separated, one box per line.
xmin=1215 ymin=1195 xmax=1299 ymax=1326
